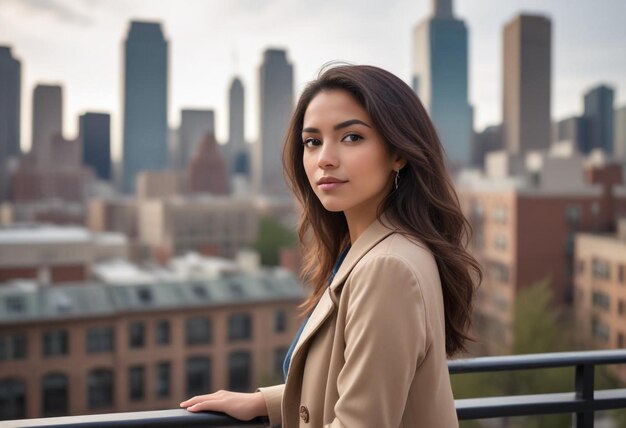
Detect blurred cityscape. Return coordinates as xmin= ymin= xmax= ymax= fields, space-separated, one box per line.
xmin=0 ymin=0 xmax=625 ymax=426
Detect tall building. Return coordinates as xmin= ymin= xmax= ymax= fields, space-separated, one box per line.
xmin=412 ymin=0 xmax=473 ymax=168
xmin=255 ymin=49 xmax=293 ymax=196
xmin=471 ymin=125 xmax=503 ymax=169
xmin=616 ymin=106 xmax=626 ymax=164
xmin=79 ymin=113 xmax=111 ymax=181
xmin=458 ymin=149 xmax=626 ymax=354
xmin=178 ymin=109 xmax=215 ymax=170
xmin=0 ymin=46 xmax=21 ymax=201
xmin=186 ymin=133 xmax=228 ymax=196
xmin=229 ymin=77 xmax=249 ymax=176
xmin=554 ymin=116 xmax=588 ymax=154
xmin=574 ymin=222 xmax=626 ymax=384
xmin=502 ymin=14 xmax=552 ymax=154
xmin=31 ymin=84 xmax=63 ymax=155
xmin=122 ymin=21 xmax=168 ymax=193
xmin=583 ymin=84 xmax=615 ymax=156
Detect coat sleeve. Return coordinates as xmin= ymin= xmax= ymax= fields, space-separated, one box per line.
xmin=325 ymin=255 xmax=430 ymax=428
xmin=256 ymin=383 xmax=284 ymax=428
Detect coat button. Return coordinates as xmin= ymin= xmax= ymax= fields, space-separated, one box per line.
xmin=299 ymin=405 xmax=310 ymax=423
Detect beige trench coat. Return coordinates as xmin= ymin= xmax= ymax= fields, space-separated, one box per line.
xmin=258 ymin=211 xmax=459 ymax=427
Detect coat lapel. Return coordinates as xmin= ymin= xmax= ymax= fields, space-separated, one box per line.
xmin=289 ymin=211 xmax=399 ymax=361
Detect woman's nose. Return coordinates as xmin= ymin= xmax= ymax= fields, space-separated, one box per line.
xmin=317 ymin=142 xmax=338 ymax=168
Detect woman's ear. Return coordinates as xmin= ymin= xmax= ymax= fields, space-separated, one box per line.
xmin=393 ymin=154 xmax=407 ymax=171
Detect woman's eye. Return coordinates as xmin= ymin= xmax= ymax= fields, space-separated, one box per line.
xmin=302 ymin=138 xmax=320 ymax=148
xmin=343 ymin=133 xmax=362 ymax=143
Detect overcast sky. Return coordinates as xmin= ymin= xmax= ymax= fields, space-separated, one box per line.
xmin=1 ymin=0 xmax=625 ymax=160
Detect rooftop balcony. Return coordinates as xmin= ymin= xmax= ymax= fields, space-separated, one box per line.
xmin=5 ymin=349 xmax=626 ymax=428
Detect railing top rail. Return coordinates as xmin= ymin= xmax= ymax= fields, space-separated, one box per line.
xmin=448 ymin=349 xmax=626 ymax=373
xmin=3 ymin=409 xmax=268 ymax=428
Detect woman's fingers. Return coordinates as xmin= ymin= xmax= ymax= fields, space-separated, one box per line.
xmin=186 ymin=398 xmax=226 ymax=412
xmin=180 ymin=394 xmax=214 ymax=408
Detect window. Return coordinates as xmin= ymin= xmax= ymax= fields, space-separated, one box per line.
xmin=492 ymin=205 xmax=508 ymax=224
xmin=566 ymin=204 xmax=582 ymax=226
xmin=488 ymin=262 xmax=509 ymax=284
xmin=274 ymin=310 xmax=287 ymax=333
xmin=156 ymin=362 xmax=170 ymax=398
xmin=42 ymin=373 xmax=68 ymax=417
xmin=618 ymin=300 xmax=625 ymax=316
xmin=87 ymin=369 xmax=113 ymax=409
xmin=192 ymin=284 xmax=208 ymax=299
xmin=137 ymin=288 xmax=153 ymax=305
xmin=229 ymin=281 xmax=245 ymax=298
xmin=592 ymin=258 xmax=611 ymax=280
xmin=592 ymin=291 xmax=610 ymax=311
xmin=128 ymin=366 xmax=145 ymax=401
xmin=619 ymin=265 xmax=625 ymax=284
xmin=0 ymin=378 xmax=26 ymax=419
xmin=618 ymin=333 xmax=625 ymax=348
xmin=591 ymin=202 xmax=600 ymax=216
xmin=186 ymin=357 xmax=211 ymax=397
xmin=228 ymin=313 xmax=252 ymax=342
xmin=493 ymin=234 xmax=507 ymax=251
xmin=228 ymin=351 xmax=251 ymax=392
xmin=86 ymin=326 xmax=114 ymax=353
xmin=128 ymin=322 xmax=145 ymax=349
xmin=591 ymin=317 xmax=610 ymax=343
xmin=43 ymin=330 xmax=68 ymax=357
xmin=0 ymin=334 xmax=27 ymax=360
xmin=577 ymin=260 xmax=585 ymax=275
xmin=5 ymin=296 xmax=25 ymax=314
xmin=274 ymin=347 xmax=288 ymax=379
xmin=186 ymin=317 xmax=212 ymax=345
xmin=155 ymin=319 xmax=170 ymax=346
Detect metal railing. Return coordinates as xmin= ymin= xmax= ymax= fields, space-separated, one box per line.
xmin=450 ymin=349 xmax=626 ymax=427
xmin=4 ymin=349 xmax=626 ymax=428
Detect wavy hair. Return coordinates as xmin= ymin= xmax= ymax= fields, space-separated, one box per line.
xmin=282 ymin=64 xmax=482 ymax=357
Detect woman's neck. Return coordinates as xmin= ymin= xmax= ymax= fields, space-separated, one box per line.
xmin=345 ymin=206 xmax=379 ymax=245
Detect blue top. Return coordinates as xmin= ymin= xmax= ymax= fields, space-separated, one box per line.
xmin=282 ymin=244 xmax=351 ymax=381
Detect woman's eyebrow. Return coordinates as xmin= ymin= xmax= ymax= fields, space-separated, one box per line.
xmin=302 ymin=119 xmax=372 ymax=134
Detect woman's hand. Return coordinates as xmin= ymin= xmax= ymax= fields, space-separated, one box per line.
xmin=179 ymin=390 xmax=268 ymax=421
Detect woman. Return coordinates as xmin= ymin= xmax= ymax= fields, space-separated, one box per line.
xmin=180 ymin=64 xmax=482 ymax=427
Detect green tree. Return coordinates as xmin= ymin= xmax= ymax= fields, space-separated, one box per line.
xmin=252 ymin=216 xmax=298 ymax=266
xmin=451 ymin=278 xmax=574 ymax=428
xmin=504 ymin=277 xmax=572 ymax=428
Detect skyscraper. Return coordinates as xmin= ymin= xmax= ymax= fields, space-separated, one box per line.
xmin=0 ymin=46 xmax=21 ymax=200
xmin=229 ymin=77 xmax=248 ymax=175
xmin=79 ymin=112 xmax=111 ymax=181
xmin=178 ymin=109 xmax=215 ymax=170
xmin=122 ymin=21 xmax=168 ymax=193
xmin=32 ymin=84 xmax=63 ymax=154
xmin=255 ymin=49 xmax=293 ymax=196
xmin=583 ymin=84 xmax=615 ymax=156
xmin=502 ymin=14 xmax=552 ymax=154
xmin=615 ymin=106 xmax=626 ymax=165
xmin=412 ymin=0 xmax=473 ymax=167
xmin=554 ymin=116 xmax=588 ymax=154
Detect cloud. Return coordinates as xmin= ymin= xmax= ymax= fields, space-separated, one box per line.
xmin=7 ymin=0 xmax=93 ymax=26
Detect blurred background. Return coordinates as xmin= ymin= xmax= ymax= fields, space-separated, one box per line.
xmin=0 ymin=0 xmax=625 ymax=426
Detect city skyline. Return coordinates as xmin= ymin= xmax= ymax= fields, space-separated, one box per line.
xmin=1 ymin=0 xmax=625 ymax=161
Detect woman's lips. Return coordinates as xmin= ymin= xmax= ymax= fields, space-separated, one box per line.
xmin=318 ymin=181 xmax=347 ymax=190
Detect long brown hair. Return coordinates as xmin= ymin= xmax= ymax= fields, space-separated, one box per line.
xmin=282 ymin=64 xmax=482 ymax=357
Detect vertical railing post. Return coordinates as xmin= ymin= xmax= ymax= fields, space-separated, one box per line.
xmin=575 ymin=363 xmax=594 ymax=428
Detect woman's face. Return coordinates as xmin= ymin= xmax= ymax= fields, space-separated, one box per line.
xmin=301 ymin=89 xmax=404 ymax=216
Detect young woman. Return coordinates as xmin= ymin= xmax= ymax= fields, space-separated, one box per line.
xmin=180 ymin=64 xmax=482 ymax=427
